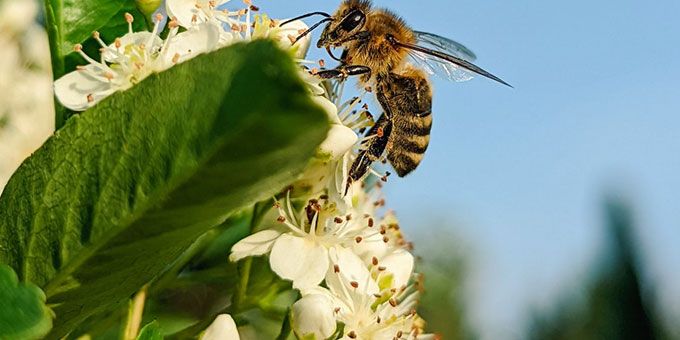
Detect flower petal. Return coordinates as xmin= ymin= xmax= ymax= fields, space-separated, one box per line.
xmin=379 ymin=249 xmax=414 ymax=289
xmin=318 ymin=125 xmax=358 ymax=160
xmin=291 ymin=294 xmax=337 ymax=339
xmin=161 ymin=22 xmax=220 ymax=67
xmin=53 ymin=67 xmax=115 ymax=111
xmin=201 ymin=314 xmax=240 ymax=340
xmin=270 ymin=234 xmax=328 ymax=289
xmin=229 ymin=229 xmax=281 ymax=262
xmin=166 ymin=0 xmax=205 ymax=28
xmin=327 ymin=246 xmax=379 ymax=296
xmin=275 ymin=19 xmax=311 ymax=59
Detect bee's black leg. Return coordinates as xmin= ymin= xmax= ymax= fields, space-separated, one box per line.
xmin=346 ymin=113 xmax=392 ymax=194
xmin=316 ymin=65 xmax=371 ymax=80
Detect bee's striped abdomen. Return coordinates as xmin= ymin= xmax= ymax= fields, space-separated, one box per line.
xmin=381 ymin=67 xmax=433 ymax=177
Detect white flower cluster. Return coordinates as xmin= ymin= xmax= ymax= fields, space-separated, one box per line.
xmin=54 ymin=0 xmax=310 ymax=111
xmin=0 ymin=0 xmax=55 ymax=193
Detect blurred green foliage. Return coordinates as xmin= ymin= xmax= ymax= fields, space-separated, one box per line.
xmin=527 ymin=199 xmax=671 ymax=340
xmin=415 ymin=228 xmax=478 ymax=340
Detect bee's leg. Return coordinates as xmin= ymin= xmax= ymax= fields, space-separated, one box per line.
xmin=316 ymin=65 xmax=371 ymax=80
xmin=346 ymin=113 xmax=393 ymax=194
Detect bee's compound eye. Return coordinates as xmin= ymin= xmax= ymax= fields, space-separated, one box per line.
xmin=340 ymin=9 xmax=365 ymax=32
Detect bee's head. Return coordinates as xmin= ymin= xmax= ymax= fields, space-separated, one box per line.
xmin=317 ymin=0 xmax=370 ymax=48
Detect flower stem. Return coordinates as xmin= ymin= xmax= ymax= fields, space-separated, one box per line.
xmin=42 ymin=0 xmax=67 ymax=129
xmin=233 ymin=201 xmax=270 ymax=312
xmin=123 ymin=284 xmax=149 ymax=340
xmin=275 ymin=309 xmax=293 ymax=340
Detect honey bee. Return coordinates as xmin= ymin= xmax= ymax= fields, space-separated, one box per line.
xmin=282 ymin=0 xmax=510 ymax=191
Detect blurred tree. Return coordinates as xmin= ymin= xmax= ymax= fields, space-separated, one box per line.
xmin=527 ymin=198 xmax=669 ymax=340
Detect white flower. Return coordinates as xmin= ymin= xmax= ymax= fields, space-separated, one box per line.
xmin=200 ymin=314 xmax=240 ymax=340
xmin=54 ymin=13 xmax=220 ymax=111
xmin=230 ymin=195 xmax=377 ymax=290
xmin=296 ymin=254 xmax=433 ymax=340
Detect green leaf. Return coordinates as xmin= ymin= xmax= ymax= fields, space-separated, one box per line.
xmin=0 ymin=40 xmax=329 ymax=338
xmin=0 ymin=265 xmax=53 ymax=340
xmin=136 ymin=321 xmax=163 ymax=340
xmin=60 ymin=0 xmax=133 ymax=55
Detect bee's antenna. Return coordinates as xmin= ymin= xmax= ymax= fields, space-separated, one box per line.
xmin=291 ymin=17 xmax=333 ymax=45
xmin=281 ymin=12 xmax=332 ymax=26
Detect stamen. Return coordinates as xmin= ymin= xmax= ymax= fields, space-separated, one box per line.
xmin=355 ymin=236 xmax=363 ymax=243
xmin=350 ymin=281 xmax=359 ymax=288
xmin=347 ymin=331 xmax=357 ymax=339
xmin=125 ymin=12 xmax=134 ymax=33
xmin=277 ymin=216 xmax=286 ymax=223
xmin=372 ymin=257 xmax=379 ymax=266
xmin=334 ymin=264 xmax=340 ymax=273
xmin=87 ymin=94 xmax=94 ymax=102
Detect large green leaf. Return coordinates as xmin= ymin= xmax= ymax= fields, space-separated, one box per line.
xmin=0 ymin=40 xmax=328 ymax=338
xmin=0 ymin=265 xmax=53 ymax=339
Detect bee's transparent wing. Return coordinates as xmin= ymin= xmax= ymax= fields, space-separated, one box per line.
xmin=408 ymin=31 xmax=478 ymax=82
xmin=397 ymin=32 xmax=512 ymax=87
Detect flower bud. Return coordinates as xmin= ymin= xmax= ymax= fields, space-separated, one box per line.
xmin=136 ymin=0 xmax=162 ymax=17
xmin=292 ymin=295 xmax=337 ymax=340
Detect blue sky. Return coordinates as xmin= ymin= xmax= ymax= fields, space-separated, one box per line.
xmin=265 ymin=0 xmax=680 ymax=338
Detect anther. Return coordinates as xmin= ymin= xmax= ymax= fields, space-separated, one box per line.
xmin=348 ymin=331 xmax=357 ymax=339
xmin=194 ymin=2 xmax=202 ymax=8
xmin=318 ymin=59 xmax=326 ymax=67
xmin=231 ymin=24 xmax=241 ymax=32
xmin=92 ymin=31 xmax=100 ymax=39
xmin=346 ymin=214 xmax=352 ymax=221
xmin=372 ymin=257 xmax=379 ymax=266
xmin=368 ymin=218 xmax=374 ymax=227
xmin=383 ymin=236 xmax=390 ymax=243
xmin=334 ymin=264 xmax=340 ymax=273
xmin=365 ymin=86 xmax=373 ymax=92
xmin=378 ymin=266 xmax=386 ymax=271
xmin=243 ymin=0 xmax=252 ymax=5
xmin=169 ymin=17 xmax=179 ymax=28
xmin=86 ymin=94 xmax=94 ymax=102
xmin=114 ymin=38 xmax=122 ymax=48
xmin=208 ymin=0 xmax=216 ymax=7
xmin=250 ymin=5 xmax=259 ymax=11
xmin=277 ymin=216 xmax=286 ymax=223
xmin=125 ymin=12 xmax=134 ymax=23
xmin=389 ymin=298 xmax=397 ymax=307
xmin=310 ymin=68 xmax=319 ymax=75
xmin=172 ymin=53 xmax=180 ymax=64
xmin=397 ymin=331 xmax=403 ymax=338
xmin=350 ymin=281 xmax=359 ymax=288
xmin=377 ymin=127 xmax=384 ymax=138
xmin=73 ymin=44 xmax=83 ymax=52
xmin=287 ymin=34 xmax=296 ymax=44
xmin=334 ymin=307 xmax=341 ymax=314
xmin=192 ymin=14 xmax=198 ymax=23
xmin=355 ymin=236 xmax=363 ymax=243
xmin=238 ymin=9 xmax=247 ymax=15
xmin=373 ymin=293 xmax=382 ymax=298
xmin=334 ymin=217 xmax=344 ymax=223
